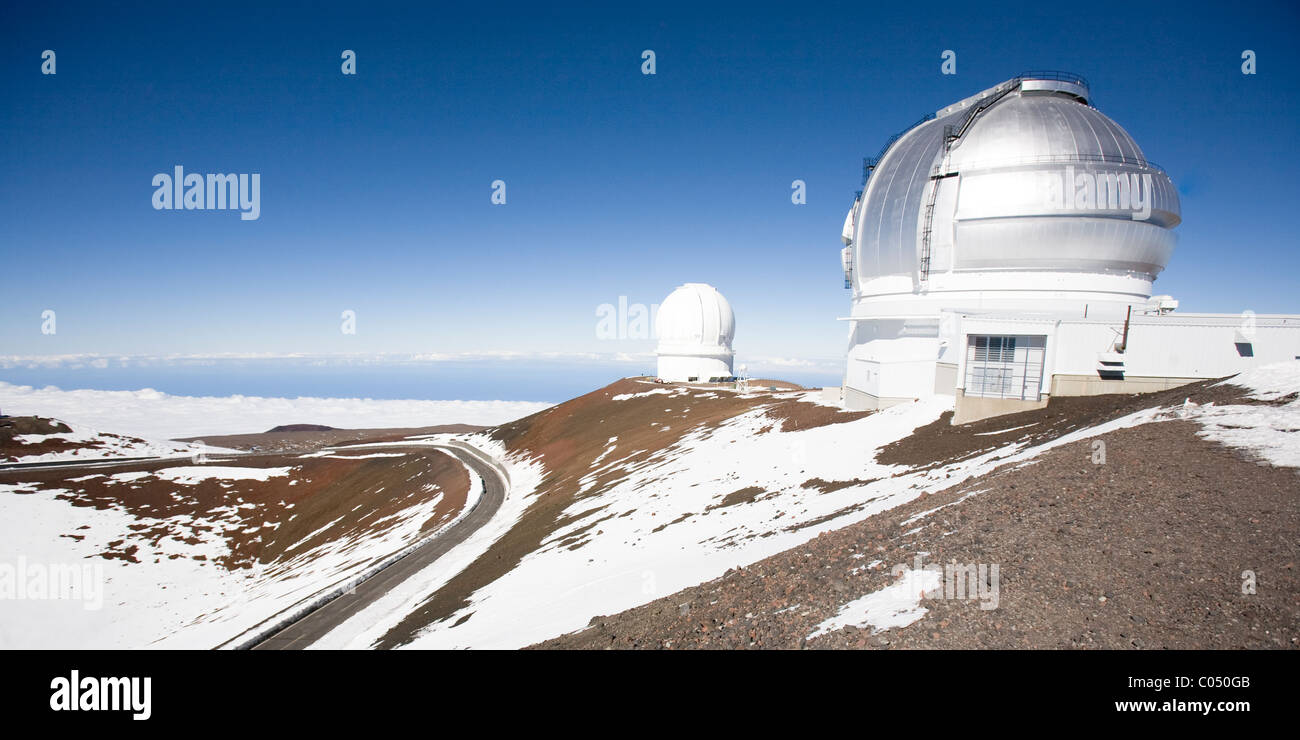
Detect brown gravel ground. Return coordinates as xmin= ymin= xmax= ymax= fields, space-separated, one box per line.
xmin=372 ymin=377 xmax=866 ymax=648
xmin=0 ymin=448 xmax=470 ymax=570
xmin=533 ymin=418 xmax=1299 ymax=649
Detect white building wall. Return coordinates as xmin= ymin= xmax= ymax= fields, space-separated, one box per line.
xmin=1060 ymin=316 xmax=1300 ymax=377
xmin=657 ymin=354 xmax=733 ymax=383
xmin=844 ymin=317 xmax=942 ymax=406
xmin=955 ymin=313 xmax=1300 ymax=396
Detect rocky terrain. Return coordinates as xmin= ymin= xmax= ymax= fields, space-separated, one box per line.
xmin=535 ymin=383 xmax=1299 ymax=649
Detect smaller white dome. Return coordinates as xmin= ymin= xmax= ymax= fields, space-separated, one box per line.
xmin=655 ymin=283 xmax=735 ymax=382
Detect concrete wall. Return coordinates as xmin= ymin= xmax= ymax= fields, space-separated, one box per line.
xmin=952 ymin=389 xmax=1049 ymax=424
xmin=1050 ymin=374 xmax=1202 ymax=397
xmin=843 ymin=385 xmax=916 ymax=411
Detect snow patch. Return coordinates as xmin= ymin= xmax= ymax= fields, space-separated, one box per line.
xmin=611 ymin=388 xmax=679 ymax=401
xmin=151 ymin=466 xmax=294 ymax=485
xmin=807 ymin=568 xmax=943 ymax=639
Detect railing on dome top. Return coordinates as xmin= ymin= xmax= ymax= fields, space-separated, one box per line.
xmin=1015 ymin=70 xmax=1090 ymax=88
xmin=931 ymin=71 xmax=1161 ymax=174
xmin=941 ymin=71 xmax=1090 ymax=154
xmin=862 ymin=72 xmax=1093 ymax=187
xmin=931 ymin=151 xmax=1165 ymax=177
xmin=861 ymin=112 xmax=937 ymax=185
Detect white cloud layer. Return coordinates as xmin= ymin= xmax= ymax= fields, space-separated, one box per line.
xmin=0 ymin=350 xmax=838 ymax=375
xmin=0 ymin=382 xmax=551 ymax=440
xmin=0 ymin=351 xmax=653 ymax=370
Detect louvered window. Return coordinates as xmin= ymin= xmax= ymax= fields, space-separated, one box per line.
xmin=965 ymin=335 xmax=1045 ymax=401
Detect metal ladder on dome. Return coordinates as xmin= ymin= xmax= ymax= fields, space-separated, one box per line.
xmin=918 ymin=178 xmax=940 ymax=284
xmin=917 ymin=78 xmax=1022 ymax=287
xmin=918 ymin=169 xmax=959 ymax=286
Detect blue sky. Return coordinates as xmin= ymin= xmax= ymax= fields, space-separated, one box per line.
xmin=2 ymin=1 xmax=1298 ymax=391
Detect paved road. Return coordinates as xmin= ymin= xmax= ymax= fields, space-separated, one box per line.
xmin=249 ymin=443 xmax=505 ymax=650
xmin=0 ymin=455 xmax=177 ymax=473
xmin=0 ymin=450 xmax=250 ymax=474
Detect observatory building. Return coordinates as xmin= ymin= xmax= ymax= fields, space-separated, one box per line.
xmin=838 ymin=72 xmax=1300 ymax=421
xmin=655 ymin=283 xmax=736 ymax=383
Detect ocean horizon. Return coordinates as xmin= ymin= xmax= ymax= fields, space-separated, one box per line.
xmin=0 ymin=359 xmax=842 ymax=405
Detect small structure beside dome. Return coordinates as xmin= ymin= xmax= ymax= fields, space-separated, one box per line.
xmin=655 ymin=283 xmax=735 ymax=383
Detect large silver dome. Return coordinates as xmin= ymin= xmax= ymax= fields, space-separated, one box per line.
xmin=849 ymin=72 xmax=1181 ymax=291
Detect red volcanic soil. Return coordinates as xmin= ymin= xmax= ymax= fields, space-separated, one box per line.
xmin=0 ymin=448 xmax=471 ymax=570
xmin=373 ymin=377 xmax=870 ymax=648
xmin=0 ymin=416 xmax=136 ymax=462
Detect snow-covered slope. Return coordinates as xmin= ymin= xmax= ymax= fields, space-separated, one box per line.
xmin=1196 ymin=363 xmax=1300 ymax=468
xmin=310 ymin=364 xmax=1300 ymax=650
xmin=0 ymin=416 xmax=214 ymax=464
xmin=0 ymin=446 xmax=475 ymax=649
